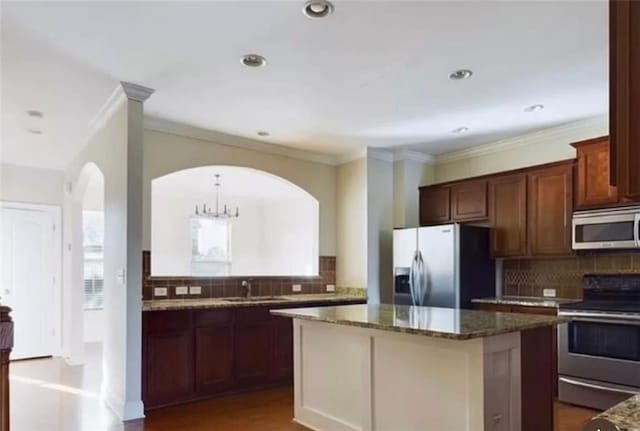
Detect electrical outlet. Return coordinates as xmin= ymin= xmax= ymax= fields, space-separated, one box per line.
xmin=154 ymin=287 xmax=168 ymax=297
xmin=292 ymin=284 xmax=302 ymax=292
xmin=543 ymin=288 xmax=556 ymax=298
xmin=189 ymin=286 xmax=202 ymax=295
xmin=326 ymin=284 xmax=336 ymax=292
xmin=175 ymin=286 xmax=188 ymax=295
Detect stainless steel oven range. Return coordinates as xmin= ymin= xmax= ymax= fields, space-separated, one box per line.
xmin=558 ymin=274 xmax=640 ymax=410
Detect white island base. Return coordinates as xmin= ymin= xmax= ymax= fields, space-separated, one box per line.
xmin=292 ymin=319 xmax=522 ymax=431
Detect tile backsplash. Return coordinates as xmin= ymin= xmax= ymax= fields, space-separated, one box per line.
xmin=142 ymin=251 xmax=336 ymax=300
xmin=503 ymin=252 xmax=640 ymax=299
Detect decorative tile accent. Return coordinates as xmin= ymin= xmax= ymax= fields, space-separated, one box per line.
xmin=142 ymin=251 xmax=337 ymax=300
xmin=503 ymin=252 xmax=640 ymax=299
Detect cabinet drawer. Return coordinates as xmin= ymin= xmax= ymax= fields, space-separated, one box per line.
xmin=473 ymin=303 xmax=512 ymax=313
xmin=511 ymin=305 xmax=557 ymax=316
xmin=144 ymin=310 xmax=191 ymax=334
xmin=194 ymin=309 xmax=233 ymax=327
xmin=235 ymin=307 xmax=272 ymax=324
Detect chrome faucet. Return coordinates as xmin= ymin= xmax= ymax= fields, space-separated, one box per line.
xmin=241 ymin=280 xmax=252 ymax=298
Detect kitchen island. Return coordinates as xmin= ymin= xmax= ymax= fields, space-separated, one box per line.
xmin=271 ymin=303 xmax=565 ymax=431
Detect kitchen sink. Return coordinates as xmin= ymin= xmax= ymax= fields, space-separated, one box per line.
xmin=223 ymin=296 xmax=287 ymax=302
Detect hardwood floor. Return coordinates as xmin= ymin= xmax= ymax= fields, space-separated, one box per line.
xmin=9 ymin=345 xmax=599 ymax=431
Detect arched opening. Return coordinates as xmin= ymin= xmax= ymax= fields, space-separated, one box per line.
xmin=68 ymin=162 xmax=105 ymax=383
xmin=151 ymin=165 xmax=319 ymax=277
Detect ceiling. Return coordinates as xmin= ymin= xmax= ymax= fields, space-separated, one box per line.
xmin=152 ymin=165 xmax=313 ymax=203
xmin=1 ymin=1 xmax=608 ymax=170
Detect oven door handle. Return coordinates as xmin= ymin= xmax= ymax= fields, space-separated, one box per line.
xmin=559 ymin=311 xmax=640 ymax=322
xmin=559 ymin=377 xmax=639 ymax=396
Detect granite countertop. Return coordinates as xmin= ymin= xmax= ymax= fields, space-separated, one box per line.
xmin=591 ymin=394 xmax=640 ymax=431
xmin=142 ymin=293 xmax=366 ymax=311
xmin=471 ymin=296 xmax=580 ymax=308
xmin=271 ymin=303 xmax=566 ymax=340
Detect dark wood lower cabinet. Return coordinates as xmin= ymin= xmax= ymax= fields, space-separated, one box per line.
xmin=234 ymin=322 xmax=273 ymax=385
xmin=143 ymin=300 xmax=363 ymax=410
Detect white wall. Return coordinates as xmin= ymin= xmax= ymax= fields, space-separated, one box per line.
xmin=143 ymin=128 xmax=336 ymax=257
xmin=0 ymin=163 xmax=64 ymax=206
xmin=151 ymin=193 xmax=318 ymax=276
xmin=84 ymin=309 xmax=104 ymax=343
xmin=434 ymin=115 xmax=608 ymax=183
xmin=367 ymin=154 xmax=394 ymax=304
xmin=63 ymin=83 xmax=150 ymax=421
xmin=336 ymin=158 xmax=367 ymax=289
xmin=393 ymin=159 xmax=435 ymax=228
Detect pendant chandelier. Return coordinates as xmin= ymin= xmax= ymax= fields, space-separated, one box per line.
xmin=194 ymin=174 xmax=239 ymax=219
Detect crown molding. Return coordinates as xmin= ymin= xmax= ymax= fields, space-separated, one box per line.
xmin=435 ymin=115 xmax=608 ymax=164
xmin=367 ymin=148 xmax=395 ymax=163
xmin=336 ymin=148 xmax=367 ymax=165
xmin=120 ymin=81 xmax=155 ymax=103
xmin=144 ymin=116 xmax=338 ymax=166
xmin=394 ymin=149 xmax=435 ymax=164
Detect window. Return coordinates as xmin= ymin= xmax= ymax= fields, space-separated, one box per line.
xmin=83 ymin=211 xmax=104 ymax=310
xmin=190 ymin=218 xmax=231 ymax=276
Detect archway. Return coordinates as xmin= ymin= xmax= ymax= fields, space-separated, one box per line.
xmin=151 ymin=165 xmax=319 ymax=277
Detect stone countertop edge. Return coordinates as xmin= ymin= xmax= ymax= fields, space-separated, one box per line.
xmin=592 ymin=394 xmax=640 ymax=431
xmin=471 ymin=296 xmax=580 ymax=308
xmin=142 ymin=294 xmax=367 ymax=311
xmin=271 ymin=306 xmax=568 ymax=341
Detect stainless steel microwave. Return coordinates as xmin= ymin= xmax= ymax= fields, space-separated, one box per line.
xmin=572 ymin=207 xmax=640 ymax=250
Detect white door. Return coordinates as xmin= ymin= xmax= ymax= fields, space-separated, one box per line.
xmin=1 ymin=207 xmax=56 ymax=359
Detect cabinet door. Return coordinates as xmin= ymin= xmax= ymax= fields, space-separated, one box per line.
xmin=145 ymin=330 xmax=193 ymax=407
xmin=195 ymin=325 xmax=234 ymax=395
xmin=488 ymin=174 xmax=528 ymax=257
xmin=451 ymin=180 xmax=488 ymax=222
xmin=419 ymin=186 xmax=451 ymax=225
xmin=610 ymin=0 xmax=640 ymax=200
xmin=574 ymin=137 xmax=618 ymax=209
xmin=528 ymin=164 xmax=573 ymax=256
xmin=271 ymin=316 xmax=293 ymax=381
xmin=234 ymin=322 xmax=272 ymax=386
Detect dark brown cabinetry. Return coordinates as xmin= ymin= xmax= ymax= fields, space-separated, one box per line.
xmin=610 ymin=0 xmax=640 ymax=200
xmin=194 ymin=309 xmax=234 ymax=395
xmin=527 ymin=163 xmax=573 ymax=256
xmin=420 ymin=161 xmax=574 ymax=258
xmin=450 ymin=180 xmax=488 ymax=222
xmin=573 ymin=137 xmax=619 ymax=209
xmin=143 ymin=310 xmax=193 ymax=407
xmin=143 ymin=300 xmax=364 ymax=410
xmin=235 ymin=308 xmax=273 ymax=385
xmin=488 ymin=174 xmax=528 ymax=257
xmin=419 ymin=186 xmax=450 ymax=225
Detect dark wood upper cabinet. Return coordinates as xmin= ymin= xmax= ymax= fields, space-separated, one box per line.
xmin=488 ymin=174 xmax=528 ymax=257
xmin=527 ymin=163 xmax=573 ymax=256
xmin=573 ymin=137 xmax=619 ymax=209
xmin=610 ymin=0 xmax=640 ymax=200
xmin=450 ymin=180 xmax=488 ymax=222
xmin=419 ymin=186 xmax=451 ymax=225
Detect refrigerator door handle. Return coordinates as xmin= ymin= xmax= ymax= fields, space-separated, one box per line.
xmin=409 ymin=250 xmax=418 ymax=305
xmin=416 ymin=250 xmax=426 ymax=306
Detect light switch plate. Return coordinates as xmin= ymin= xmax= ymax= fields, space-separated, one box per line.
xmin=154 ymin=287 xmax=168 ymax=297
xmin=189 ymin=286 xmax=202 ymax=295
xmin=175 ymin=286 xmax=188 ymax=295
xmin=292 ymin=284 xmax=302 ymax=292
xmin=543 ymin=288 xmax=556 ymax=298
xmin=326 ymin=284 xmax=336 ymax=292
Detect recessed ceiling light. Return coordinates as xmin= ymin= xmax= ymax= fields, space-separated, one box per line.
xmin=26 ymin=110 xmax=44 ymax=118
xmin=257 ymin=131 xmax=270 ymax=137
xmin=303 ymin=0 xmax=334 ymax=18
xmin=241 ymin=54 xmax=267 ymax=68
xmin=26 ymin=128 xmax=43 ymax=135
xmin=524 ymin=104 xmax=545 ymax=112
xmin=449 ymin=69 xmax=473 ymax=80
xmin=452 ymin=126 xmax=469 ymax=134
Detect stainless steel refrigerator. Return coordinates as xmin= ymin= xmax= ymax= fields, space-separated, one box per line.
xmin=392 ymin=224 xmax=495 ymax=308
